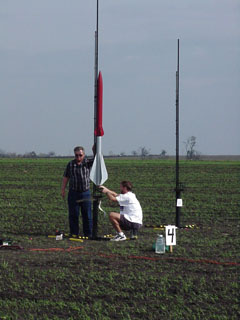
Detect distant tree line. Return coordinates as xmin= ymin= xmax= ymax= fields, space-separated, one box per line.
xmin=110 ymin=136 xmax=201 ymax=160
xmin=0 ymin=136 xmax=200 ymax=159
xmin=131 ymin=147 xmax=168 ymax=159
xmin=110 ymin=147 xmax=168 ymax=159
xmin=0 ymin=149 xmax=57 ymax=158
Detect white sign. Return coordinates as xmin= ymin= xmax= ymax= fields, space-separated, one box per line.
xmin=56 ymin=234 xmax=63 ymax=240
xmin=176 ymin=199 xmax=183 ymax=207
xmin=165 ymin=225 xmax=177 ymax=246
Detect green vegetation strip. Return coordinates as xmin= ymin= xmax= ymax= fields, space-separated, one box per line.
xmin=0 ymin=158 xmax=239 ymax=320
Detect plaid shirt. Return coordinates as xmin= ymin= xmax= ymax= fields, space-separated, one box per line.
xmin=63 ymin=158 xmax=94 ymax=192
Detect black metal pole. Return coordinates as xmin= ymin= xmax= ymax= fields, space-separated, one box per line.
xmin=92 ymin=0 xmax=99 ymax=239
xmin=175 ymin=39 xmax=181 ymax=228
xmin=94 ymin=0 xmax=99 ymax=145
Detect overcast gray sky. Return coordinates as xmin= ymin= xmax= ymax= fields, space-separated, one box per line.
xmin=0 ymin=0 xmax=239 ymax=156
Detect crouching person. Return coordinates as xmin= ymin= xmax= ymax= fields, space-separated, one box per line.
xmin=100 ymin=181 xmax=142 ymax=241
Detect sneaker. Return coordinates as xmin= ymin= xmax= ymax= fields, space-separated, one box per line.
xmin=110 ymin=233 xmax=127 ymax=241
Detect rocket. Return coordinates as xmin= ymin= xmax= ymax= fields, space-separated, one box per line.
xmin=90 ymin=71 xmax=108 ymax=186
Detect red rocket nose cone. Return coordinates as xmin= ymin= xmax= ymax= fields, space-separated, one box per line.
xmin=95 ymin=71 xmax=104 ymax=136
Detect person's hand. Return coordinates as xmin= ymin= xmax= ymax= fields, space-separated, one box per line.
xmin=99 ymin=186 xmax=108 ymax=194
xmin=98 ymin=186 xmax=105 ymax=193
xmin=61 ymin=189 xmax=66 ymax=199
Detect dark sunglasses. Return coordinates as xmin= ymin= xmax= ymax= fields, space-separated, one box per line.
xmin=75 ymin=154 xmax=83 ymax=157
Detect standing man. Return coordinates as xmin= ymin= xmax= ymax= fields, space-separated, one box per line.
xmin=61 ymin=146 xmax=94 ymax=237
xmin=100 ymin=181 xmax=143 ymax=241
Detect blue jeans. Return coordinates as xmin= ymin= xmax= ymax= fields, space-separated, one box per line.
xmin=68 ymin=189 xmax=92 ymax=237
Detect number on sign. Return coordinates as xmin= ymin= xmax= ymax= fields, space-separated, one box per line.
xmin=165 ymin=225 xmax=177 ymax=246
xmin=168 ymin=228 xmax=175 ymax=243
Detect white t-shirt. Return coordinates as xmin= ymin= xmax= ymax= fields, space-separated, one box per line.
xmin=116 ymin=192 xmax=142 ymax=224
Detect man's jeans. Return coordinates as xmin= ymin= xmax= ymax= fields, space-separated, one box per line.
xmin=68 ymin=189 xmax=92 ymax=237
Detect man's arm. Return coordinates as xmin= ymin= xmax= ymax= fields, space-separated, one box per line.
xmin=61 ymin=176 xmax=69 ymax=198
xmin=92 ymin=144 xmax=96 ymax=155
xmin=106 ymin=191 xmax=118 ymax=202
xmin=87 ymin=145 xmax=96 ymax=168
xmin=99 ymin=186 xmax=118 ymax=202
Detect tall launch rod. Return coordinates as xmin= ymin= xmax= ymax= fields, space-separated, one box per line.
xmin=175 ymin=39 xmax=183 ymax=228
xmin=176 ymin=39 xmax=179 ymax=195
xmin=94 ymin=0 xmax=99 ymax=145
xmin=92 ymin=0 xmax=100 ymax=239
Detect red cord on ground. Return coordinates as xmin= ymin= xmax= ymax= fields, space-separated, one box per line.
xmin=2 ymin=245 xmax=239 ymax=266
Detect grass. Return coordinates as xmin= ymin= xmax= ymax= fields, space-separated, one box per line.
xmin=0 ymin=158 xmax=239 ymax=320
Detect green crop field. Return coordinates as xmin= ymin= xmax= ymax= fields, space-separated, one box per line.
xmin=0 ymin=158 xmax=239 ymax=320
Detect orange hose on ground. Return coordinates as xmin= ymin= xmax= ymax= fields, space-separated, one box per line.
xmin=29 ymin=246 xmax=83 ymax=252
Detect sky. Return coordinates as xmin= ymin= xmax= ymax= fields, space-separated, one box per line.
xmin=0 ymin=0 xmax=239 ymax=156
